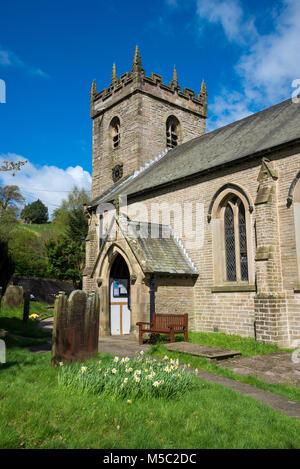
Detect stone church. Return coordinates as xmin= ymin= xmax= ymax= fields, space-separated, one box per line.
xmin=83 ymin=46 xmax=300 ymax=347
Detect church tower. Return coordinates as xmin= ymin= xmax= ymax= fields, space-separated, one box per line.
xmin=90 ymin=47 xmax=207 ymax=199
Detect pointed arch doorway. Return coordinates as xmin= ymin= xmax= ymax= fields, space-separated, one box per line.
xmin=109 ymin=253 xmax=131 ymax=335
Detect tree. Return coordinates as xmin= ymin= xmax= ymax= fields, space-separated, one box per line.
xmin=52 ymin=186 xmax=90 ymax=225
xmin=45 ymin=203 xmax=89 ymax=288
xmin=21 ymin=199 xmax=48 ymax=224
xmin=0 ymin=159 xmax=27 ymax=175
xmin=0 ymin=185 xmax=25 ymax=212
xmin=0 ymin=239 xmax=14 ymax=296
xmin=65 ymin=207 xmax=88 ymax=242
xmin=45 ymin=236 xmax=85 ymax=288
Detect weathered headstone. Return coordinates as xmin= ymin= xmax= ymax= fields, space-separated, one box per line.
xmin=3 ymin=285 xmax=24 ymax=308
xmin=51 ymin=290 xmax=100 ymax=365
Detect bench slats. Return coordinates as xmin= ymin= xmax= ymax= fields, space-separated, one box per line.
xmin=137 ymin=313 xmax=188 ymax=345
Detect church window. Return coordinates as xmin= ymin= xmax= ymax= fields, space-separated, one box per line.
xmin=110 ymin=117 xmax=120 ymax=149
xmin=210 ymin=186 xmax=254 ymax=287
xmin=224 ymin=197 xmax=249 ymax=282
xmin=292 ymin=177 xmax=300 ymax=288
xmin=166 ymin=116 xmax=180 ymax=149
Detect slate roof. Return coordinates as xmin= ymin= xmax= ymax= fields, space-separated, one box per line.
xmin=123 ymin=220 xmax=198 ymax=276
xmin=91 ymin=97 xmax=300 ymax=206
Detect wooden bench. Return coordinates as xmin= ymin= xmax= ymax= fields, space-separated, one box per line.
xmin=136 ymin=313 xmax=188 ymax=345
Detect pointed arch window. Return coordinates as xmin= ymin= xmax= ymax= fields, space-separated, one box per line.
xmin=292 ymin=177 xmax=300 ymax=290
xmin=166 ymin=116 xmax=180 ymax=149
xmin=224 ymin=197 xmax=249 ymax=282
xmin=211 ymin=186 xmax=254 ymax=288
xmin=110 ymin=117 xmax=120 ymax=149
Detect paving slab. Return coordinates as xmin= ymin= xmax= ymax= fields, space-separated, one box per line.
xmin=165 ymin=341 xmax=241 ymax=360
xmin=98 ymin=335 xmax=150 ymax=357
xmin=217 ymin=351 xmax=300 ymax=387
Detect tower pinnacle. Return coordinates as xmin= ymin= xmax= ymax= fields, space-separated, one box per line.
xmin=132 ymin=45 xmax=142 ymax=73
xmin=171 ymin=65 xmax=178 ymax=87
xmin=111 ymin=63 xmax=118 ymax=87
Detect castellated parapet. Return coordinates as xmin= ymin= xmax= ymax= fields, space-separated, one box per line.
xmin=90 ymin=46 xmax=207 ymax=198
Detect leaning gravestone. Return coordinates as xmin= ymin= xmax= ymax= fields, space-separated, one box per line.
xmin=3 ymin=285 xmax=24 ymax=308
xmin=51 ymin=290 xmax=100 ymax=365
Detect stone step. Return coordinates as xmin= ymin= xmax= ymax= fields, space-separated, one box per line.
xmin=165 ymin=342 xmax=241 ymax=360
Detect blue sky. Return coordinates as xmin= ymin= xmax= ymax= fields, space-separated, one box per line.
xmin=1 ymin=0 xmax=300 ymax=215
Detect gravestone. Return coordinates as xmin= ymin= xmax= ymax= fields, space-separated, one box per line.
xmin=51 ymin=290 xmax=100 ymax=365
xmin=3 ymin=285 xmax=24 ymax=308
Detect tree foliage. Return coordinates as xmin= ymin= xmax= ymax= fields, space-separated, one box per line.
xmin=0 ymin=185 xmax=25 ymax=212
xmin=52 ymin=186 xmax=90 ymax=225
xmin=0 ymin=159 xmax=27 ymax=175
xmin=8 ymin=229 xmax=48 ymax=278
xmin=45 ymin=236 xmax=86 ymax=288
xmin=21 ymin=199 xmax=49 ymax=224
xmin=0 ymin=239 xmax=15 ymax=295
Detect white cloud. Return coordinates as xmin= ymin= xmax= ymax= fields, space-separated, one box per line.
xmin=0 ymin=153 xmax=91 ymax=218
xmin=208 ymin=91 xmax=253 ymax=131
xmin=237 ymin=0 xmax=300 ymax=104
xmin=0 ymin=45 xmax=49 ymax=78
xmin=196 ymin=0 xmax=257 ymax=43
xmin=197 ymin=0 xmax=300 ymax=129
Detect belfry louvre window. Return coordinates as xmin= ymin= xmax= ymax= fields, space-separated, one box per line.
xmin=224 ymin=197 xmax=249 ymax=282
xmin=166 ymin=116 xmax=180 ymax=149
xmin=110 ymin=117 xmax=120 ymax=149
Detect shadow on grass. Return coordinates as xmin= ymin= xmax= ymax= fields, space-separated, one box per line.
xmin=0 ymin=316 xmax=51 ymax=339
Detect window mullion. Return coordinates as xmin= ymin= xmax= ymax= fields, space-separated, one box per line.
xmin=233 ymin=204 xmax=241 ymax=282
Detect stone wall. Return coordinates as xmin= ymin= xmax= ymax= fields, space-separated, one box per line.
xmin=91 ymin=69 xmax=206 ymax=198
xmin=116 ymin=148 xmax=300 ymax=346
xmin=13 ymin=277 xmax=74 ymax=304
xmin=51 ymin=290 xmax=100 ymax=365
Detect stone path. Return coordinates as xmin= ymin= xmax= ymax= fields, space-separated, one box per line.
xmin=33 ymin=318 xmax=300 ymax=419
xmin=165 ymin=341 xmax=241 ymax=360
xmin=217 ymin=352 xmax=300 ymax=387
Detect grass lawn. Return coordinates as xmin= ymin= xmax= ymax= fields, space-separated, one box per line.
xmin=0 ymin=348 xmax=300 ymax=449
xmin=14 ymin=222 xmax=65 ymax=237
xmin=0 ymin=301 xmax=52 ymax=348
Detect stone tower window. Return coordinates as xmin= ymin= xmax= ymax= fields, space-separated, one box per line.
xmin=110 ymin=117 xmax=120 ymax=149
xmin=166 ymin=116 xmax=180 ymax=149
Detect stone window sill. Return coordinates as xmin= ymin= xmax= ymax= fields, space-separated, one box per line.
xmin=211 ymin=284 xmax=256 ymax=293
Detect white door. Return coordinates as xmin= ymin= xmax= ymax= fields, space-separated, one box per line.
xmin=110 ymin=278 xmax=130 ymax=335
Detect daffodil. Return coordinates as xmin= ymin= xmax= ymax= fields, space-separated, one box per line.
xmin=81 ymin=366 xmax=87 ymax=374
xmin=114 ymin=356 xmax=119 ymax=363
xmin=124 ymin=378 xmax=128 ymax=383
xmin=153 ymin=381 xmax=160 ymax=387
xmin=127 ymin=400 xmax=132 ymax=404
xmin=112 ymin=368 xmax=117 ymax=374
